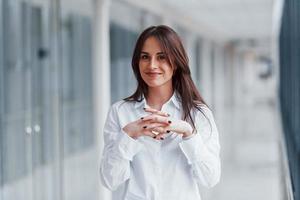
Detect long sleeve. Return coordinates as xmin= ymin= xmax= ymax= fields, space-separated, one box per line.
xmin=99 ymin=104 xmax=143 ymax=191
xmin=179 ymin=106 xmax=221 ymax=188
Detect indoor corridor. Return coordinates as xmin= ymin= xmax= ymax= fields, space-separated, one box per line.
xmin=0 ymin=0 xmax=299 ymax=200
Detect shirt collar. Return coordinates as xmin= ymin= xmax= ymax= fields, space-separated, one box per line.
xmin=134 ymin=91 xmax=181 ymax=110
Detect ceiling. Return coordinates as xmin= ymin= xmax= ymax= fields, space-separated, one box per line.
xmin=162 ymin=0 xmax=274 ymax=41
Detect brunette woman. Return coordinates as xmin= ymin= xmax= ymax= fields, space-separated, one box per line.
xmin=100 ymin=25 xmax=221 ymax=200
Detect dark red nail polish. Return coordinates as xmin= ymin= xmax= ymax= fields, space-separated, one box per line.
xmin=160 ymin=138 xmax=164 ymax=140
xmin=143 ymin=126 xmax=147 ymax=129
xmin=167 ymin=113 xmax=170 ymax=117
xmin=143 ymin=107 xmax=146 ymax=110
xmin=168 ymin=120 xmax=172 ymax=124
xmin=141 ymin=117 xmax=144 ymax=120
xmin=166 ymin=130 xmax=170 ymax=133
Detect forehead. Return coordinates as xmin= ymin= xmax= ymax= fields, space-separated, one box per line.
xmin=141 ymin=36 xmax=164 ymax=53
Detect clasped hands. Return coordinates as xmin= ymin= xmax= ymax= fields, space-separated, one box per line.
xmin=122 ymin=107 xmax=193 ymax=140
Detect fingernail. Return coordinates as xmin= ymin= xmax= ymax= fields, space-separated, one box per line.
xmin=160 ymin=138 xmax=164 ymax=140
xmin=143 ymin=126 xmax=147 ymax=129
xmin=166 ymin=130 xmax=170 ymax=133
xmin=143 ymin=107 xmax=146 ymax=110
xmin=141 ymin=117 xmax=144 ymax=120
xmin=153 ymin=136 xmax=156 ymax=138
xmin=167 ymin=113 xmax=171 ymax=116
xmin=168 ymin=120 xmax=172 ymax=124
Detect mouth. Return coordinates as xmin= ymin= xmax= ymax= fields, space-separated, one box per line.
xmin=145 ymin=72 xmax=162 ymax=77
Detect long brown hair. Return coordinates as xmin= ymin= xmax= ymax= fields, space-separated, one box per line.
xmin=124 ymin=25 xmax=208 ymax=132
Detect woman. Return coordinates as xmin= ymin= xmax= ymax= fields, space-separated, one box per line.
xmin=100 ymin=25 xmax=221 ymax=200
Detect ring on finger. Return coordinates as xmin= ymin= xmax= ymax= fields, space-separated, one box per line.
xmin=151 ymin=130 xmax=159 ymax=135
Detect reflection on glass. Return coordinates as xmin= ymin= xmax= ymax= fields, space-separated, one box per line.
xmin=110 ymin=23 xmax=138 ymax=103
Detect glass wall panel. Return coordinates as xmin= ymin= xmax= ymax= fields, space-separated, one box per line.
xmin=0 ymin=1 xmax=34 ymax=199
xmin=0 ymin=0 xmax=3 ymax=195
xmin=279 ymin=0 xmax=300 ymax=199
xmin=1 ymin=0 xmax=97 ymax=199
xmin=0 ymin=0 xmax=58 ymax=199
xmin=109 ymin=1 xmax=144 ymax=103
xmin=28 ymin=1 xmax=57 ymax=199
xmin=210 ymin=43 xmax=216 ymax=109
xmin=195 ymin=39 xmax=203 ymax=91
xmin=110 ymin=23 xmax=138 ymax=103
xmin=60 ymin=0 xmax=96 ymax=199
xmin=61 ymin=14 xmax=94 ymax=155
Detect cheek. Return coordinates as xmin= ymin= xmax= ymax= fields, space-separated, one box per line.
xmin=139 ymin=61 xmax=146 ymax=71
xmin=165 ymin=67 xmax=174 ymax=78
xmin=139 ymin=65 xmax=147 ymax=81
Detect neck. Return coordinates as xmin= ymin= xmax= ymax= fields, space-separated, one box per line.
xmin=146 ymin=85 xmax=174 ymax=110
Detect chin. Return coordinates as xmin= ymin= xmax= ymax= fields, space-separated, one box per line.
xmin=145 ymin=81 xmax=169 ymax=88
xmin=143 ymin=80 xmax=159 ymax=87
xmin=146 ymin=83 xmax=161 ymax=88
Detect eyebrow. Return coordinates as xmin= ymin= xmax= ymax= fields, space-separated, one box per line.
xmin=140 ymin=51 xmax=165 ymax=55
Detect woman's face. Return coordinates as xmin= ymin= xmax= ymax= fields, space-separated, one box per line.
xmin=139 ymin=36 xmax=174 ymax=89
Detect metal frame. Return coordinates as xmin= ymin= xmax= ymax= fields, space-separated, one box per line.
xmin=0 ymin=0 xmax=4 ymax=194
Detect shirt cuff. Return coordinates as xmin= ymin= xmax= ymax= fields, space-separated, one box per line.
xmin=116 ymin=130 xmax=143 ymax=161
xmin=179 ymin=133 xmax=209 ymax=165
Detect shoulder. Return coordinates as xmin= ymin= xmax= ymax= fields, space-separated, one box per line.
xmin=105 ymin=100 xmax=135 ymax=124
xmin=109 ymin=99 xmax=136 ymax=114
xmin=198 ymin=104 xmax=213 ymax=114
xmin=194 ymin=103 xmax=212 ymax=114
xmin=107 ymin=99 xmax=140 ymax=127
xmin=110 ymin=100 xmax=126 ymax=109
xmin=193 ymin=103 xmax=215 ymax=122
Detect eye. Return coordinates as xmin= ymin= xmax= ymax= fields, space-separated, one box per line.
xmin=157 ymin=54 xmax=166 ymax=60
xmin=140 ymin=54 xmax=149 ymax=60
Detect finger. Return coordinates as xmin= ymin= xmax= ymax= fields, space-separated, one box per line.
xmin=142 ymin=114 xmax=171 ymax=125
xmin=143 ymin=107 xmax=158 ymax=113
xmin=151 ymin=127 xmax=166 ymax=134
xmin=139 ymin=120 xmax=165 ymax=131
xmin=138 ymin=116 xmax=152 ymax=122
xmin=142 ymin=130 xmax=156 ymax=138
xmin=155 ymin=128 xmax=172 ymax=140
xmin=146 ymin=122 xmax=169 ymax=130
xmin=155 ymin=133 xmax=165 ymax=140
xmin=141 ymin=119 xmax=176 ymax=134
xmin=153 ymin=130 xmax=169 ymax=140
xmin=144 ymin=107 xmax=170 ymax=117
xmin=138 ymin=117 xmax=155 ymax=129
xmin=151 ymin=130 xmax=160 ymax=136
xmin=154 ymin=110 xmax=170 ymax=117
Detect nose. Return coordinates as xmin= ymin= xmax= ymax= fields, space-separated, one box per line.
xmin=149 ymin=57 xmax=158 ymax=69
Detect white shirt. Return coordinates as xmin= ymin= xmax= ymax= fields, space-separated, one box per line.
xmin=100 ymin=92 xmax=221 ymax=200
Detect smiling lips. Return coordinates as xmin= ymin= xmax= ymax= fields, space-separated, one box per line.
xmin=145 ymin=72 xmax=162 ymax=77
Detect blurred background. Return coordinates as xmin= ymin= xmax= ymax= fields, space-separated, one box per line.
xmin=0 ymin=0 xmax=299 ymax=200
